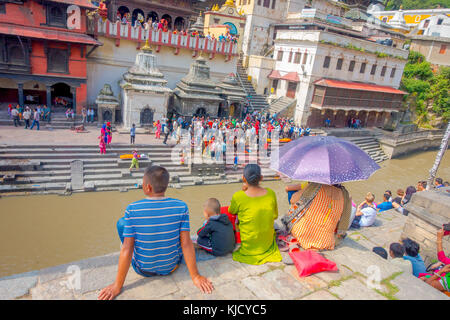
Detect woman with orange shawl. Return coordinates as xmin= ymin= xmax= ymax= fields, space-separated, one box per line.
xmin=281 ymin=183 xmax=352 ymax=251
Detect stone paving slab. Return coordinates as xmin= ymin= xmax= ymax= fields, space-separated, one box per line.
xmin=328 ymin=278 xmax=387 ymax=300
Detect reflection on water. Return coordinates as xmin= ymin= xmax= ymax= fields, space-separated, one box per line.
xmin=0 ymin=150 xmax=449 ymax=277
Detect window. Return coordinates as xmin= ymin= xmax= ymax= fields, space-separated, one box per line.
xmin=336 ymin=58 xmax=343 ymax=70
xmin=439 ymin=44 xmax=446 ymax=54
xmin=0 ymin=4 xmax=5 ymax=14
xmin=263 ymin=0 xmax=270 ymax=8
xmin=277 ymin=50 xmax=283 ymax=61
xmin=258 ymin=0 xmax=262 ymax=5
xmin=390 ymin=67 xmax=396 ymax=78
xmin=294 ymin=52 xmax=301 ymax=64
xmin=47 ymin=48 xmax=68 ymax=73
xmin=348 ymin=60 xmax=355 ymax=72
xmin=437 ymin=19 xmax=443 ymax=25
xmin=370 ymin=64 xmax=377 ymax=75
xmin=8 ymin=46 xmax=25 ymax=64
xmin=381 ymin=65 xmax=387 ymax=77
xmin=360 ymin=62 xmax=366 ymax=74
xmin=46 ymin=4 xmax=67 ymax=27
xmin=288 ymin=51 xmax=293 ymax=63
xmin=323 ymin=56 xmax=330 ymax=68
xmin=302 ymin=53 xmax=308 ymax=64
xmin=272 ymin=0 xmax=276 ymax=9
xmin=423 ymin=20 xmax=430 ymax=28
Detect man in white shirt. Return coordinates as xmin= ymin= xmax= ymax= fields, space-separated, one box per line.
xmin=23 ymin=108 xmax=31 ymax=129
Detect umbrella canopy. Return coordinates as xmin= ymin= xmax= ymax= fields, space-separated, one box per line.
xmin=270 ymin=135 xmax=380 ymax=185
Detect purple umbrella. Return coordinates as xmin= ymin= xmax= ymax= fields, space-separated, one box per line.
xmin=270 ymin=135 xmax=380 ymax=185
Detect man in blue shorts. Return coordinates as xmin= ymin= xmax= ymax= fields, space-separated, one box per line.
xmin=98 ymin=166 xmax=214 ymax=299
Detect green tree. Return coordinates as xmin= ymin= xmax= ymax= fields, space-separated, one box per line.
xmin=400 ymin=51 xmax=450 ymax=126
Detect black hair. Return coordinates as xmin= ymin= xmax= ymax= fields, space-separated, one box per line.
xmin=389 ymin=243 xmax=405 ymax=258
xmin=243 ymin=164 xmax=262 ymax=186
xmin=143 ymin=166 xmax=169 ymax=193
xmin=372 ymin=247 xmax=388 ymax=260
xmin=402 ymin=238 xmax=420 ymax=257
xmin=383 ymin=193 xmax=390 ymax=201
xmin=436 ymin=178 xmax=443 ymax=185
xmin=385 ymin=190 xmax=392 ymax=196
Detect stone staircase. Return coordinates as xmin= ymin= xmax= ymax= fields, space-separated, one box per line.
xmin=236 ymin=58 xmax=270 ymax=113
xmin=269 ymin=96 xmax=296 ymax=115
xmin=343 ymin=136 xmax=389 ymax=163
xmin=0 ymin=144 xmax=279 ymax=195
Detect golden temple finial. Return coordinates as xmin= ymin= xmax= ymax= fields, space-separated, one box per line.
xmin=224 ymin=0 xmax=235 ymax=7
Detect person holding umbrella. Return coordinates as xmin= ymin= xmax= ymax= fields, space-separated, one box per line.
xmin=273 ymin=135 xmax=380 ymax=251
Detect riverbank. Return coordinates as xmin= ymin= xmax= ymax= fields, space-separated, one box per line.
xmin=1 ymin=151 xmax=449 ymax=278
xmin=1 ymin=209 xmax=447 ymax=300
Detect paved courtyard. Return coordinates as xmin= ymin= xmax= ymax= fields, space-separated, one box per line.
xmin=0 ymin=210 xmax=447 ymax=300
xmin=0 ymin=125 xmax=161 ymax=146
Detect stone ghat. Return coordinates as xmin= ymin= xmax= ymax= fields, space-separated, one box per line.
xmin=1 ymin=210 xmax=447 ymax=300
xmin=0 ymin=144 xmax=277 ymax=196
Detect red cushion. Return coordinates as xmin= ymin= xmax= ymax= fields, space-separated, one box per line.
xmin=289 ymin=249 xmax=338 ymax=277
xmin=221 ymin=206 xmax=240 ymax=244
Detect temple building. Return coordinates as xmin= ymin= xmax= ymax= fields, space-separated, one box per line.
xmin=204 ymin=0 xmax=246 ymax=49
xmin=120 ymin=44 xmax=172 ymax=129
xmin=172 ymin=56 xmax=224 ymax=119
xmin=0 ymin=0 xmax=101 ymax=112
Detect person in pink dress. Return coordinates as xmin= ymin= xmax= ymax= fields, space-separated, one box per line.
xmin=99 ymin=134 xmax=106 ymax=154
xmin=155 ymin=120 xmax=161 ymax=139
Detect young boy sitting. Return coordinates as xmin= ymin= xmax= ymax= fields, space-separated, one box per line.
xmin=351 ymin=192 xmax=377 ymax=229
xmin=196 ymin=198 xmax=235 ymax=256
xmin=98 ymin=166 xmax=214 ymax=300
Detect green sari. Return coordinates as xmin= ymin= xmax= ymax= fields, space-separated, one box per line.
xmin=229 ymin=188 xmax=282 ymax=265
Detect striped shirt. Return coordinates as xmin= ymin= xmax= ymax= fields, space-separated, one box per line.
xmin=123 ymin=198 xmax=190 ymax=275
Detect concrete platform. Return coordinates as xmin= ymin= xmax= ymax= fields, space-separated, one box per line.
xmin=0 ymin=210 xmax=447 ymax=300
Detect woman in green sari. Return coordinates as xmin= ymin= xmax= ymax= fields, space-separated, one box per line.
xmin=229 ymin=164 xmax=282 ymax=265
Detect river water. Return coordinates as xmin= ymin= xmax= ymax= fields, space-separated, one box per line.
xmin=0 ymin=150 xmax=449 ymax=278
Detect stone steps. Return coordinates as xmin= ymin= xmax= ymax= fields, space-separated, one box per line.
xmin=342 ymin=136 xmax=389 ymax=163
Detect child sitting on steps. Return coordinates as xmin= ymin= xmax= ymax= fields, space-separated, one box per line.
xmin=196 ymin=198 xmax=235 ymax=256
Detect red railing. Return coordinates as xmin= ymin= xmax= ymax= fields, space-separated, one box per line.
xmin=92 ymin=19 xmax=238 ymax=60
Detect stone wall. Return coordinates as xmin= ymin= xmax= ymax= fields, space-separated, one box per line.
xmin=379 ymin=129 xmax=446 ymax=159
xmin=401 ymin=188 xmax=450 ymax=265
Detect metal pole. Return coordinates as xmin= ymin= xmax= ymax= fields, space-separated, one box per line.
xmin=426 ymin=122 xmax=450 ymax=190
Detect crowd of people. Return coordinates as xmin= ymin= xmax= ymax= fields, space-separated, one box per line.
xmin=115 ymin=12 xmax=239 ymax=43
xmin=154 ymin=111 xmax=312 ymax=148
xmin=7 ymin=104 xmax=50 ymax=130
xmin=97 ymin=160 xmax=450 ymax=299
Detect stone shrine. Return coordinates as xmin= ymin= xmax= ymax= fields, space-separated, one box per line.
xmin=120 ymin=45 xmax=172 ymax=129
xmin=216 ymin=73 xmax=246 ymax=118
xmin=173 ymin=56 xmax=224 ymax=118
xmin=95 ymin=84 xmax=120 ymax=124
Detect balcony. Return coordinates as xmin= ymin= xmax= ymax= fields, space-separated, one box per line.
xmin=89 ymin=19 xmax=238 ymax=60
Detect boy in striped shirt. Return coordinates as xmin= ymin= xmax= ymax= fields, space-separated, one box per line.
xmin=98 ymin=166 xmax=214 ymax=300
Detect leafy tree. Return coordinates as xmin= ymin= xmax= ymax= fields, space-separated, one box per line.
xmin=400 ymin=51 xmax=449 ymax=126
xmin=384 ymin=0 xmax=449 ymax=10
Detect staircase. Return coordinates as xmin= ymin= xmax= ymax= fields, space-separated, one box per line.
xmin=269 ymin=96 xmax=296 ymax=115
xmin=236 ymin=58 xmax=270 ymax=113
xmin=343 ymin=136 xmax=389 ymax=163
xmin=0 ymin=143 xmax=280 ymax=195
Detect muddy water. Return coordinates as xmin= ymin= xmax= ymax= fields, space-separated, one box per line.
xmin=0 ymin=150 xmax=449 ymax=278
